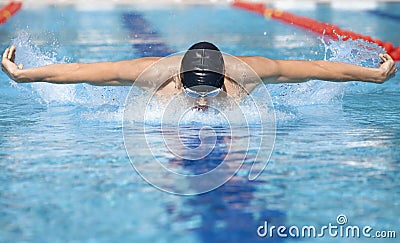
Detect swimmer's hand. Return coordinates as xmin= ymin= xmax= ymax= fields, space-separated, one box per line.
xmin=376 ymin=53 xmax=397 ymax=84
xmin=1 ymin=46 xmax=24 ymax=82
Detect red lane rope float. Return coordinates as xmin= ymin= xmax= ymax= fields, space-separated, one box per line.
xmin=0 ymin=1 xmax=22 ymax=25
xmin=232 ymin=1 xmax=400 ymax=61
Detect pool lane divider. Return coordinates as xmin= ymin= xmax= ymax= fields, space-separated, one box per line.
xmin=0 ymin=1 xmax=22 ymax=25
xmin=232 ymin=1 xmax=400 ymax=61
xmin=122 ymin=12 xmax=175 ymax=57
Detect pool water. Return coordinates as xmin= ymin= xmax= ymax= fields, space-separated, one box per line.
xmin=1 ymin=3 xmax=400 ymax=242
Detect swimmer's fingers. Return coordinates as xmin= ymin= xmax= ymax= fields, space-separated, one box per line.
xmin=390 ymin=64 xmax=397 ymax=79
xmin=2 ymin=47 xmax=10 ymax=61
xmin=8 ymin=46 xmax=23 ymax=69
xmin=8 ymin=46 xmax=16 ymax=62
xmin=377 ymin=53 xmax=396 ymax=82
xmin=2 ymin=46 xmax=22 ymax=69
xmin=2 ymin=46 xmax=16 ymax=63
xmin=1 ymin=48 xmax=10 ymax=72
xmin=386 ymin=54 xmax=396 ymax=76
xmin=2 ymin=46 xmax=23 ymax=82
xmin=379 ymin=53 xmax=388 ymax=63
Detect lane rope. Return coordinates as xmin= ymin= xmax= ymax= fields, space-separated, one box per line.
xmin=0 ymin=1 xmax=22 ymax=25
xmin=232 ymin=1 xmax=400 ymax=61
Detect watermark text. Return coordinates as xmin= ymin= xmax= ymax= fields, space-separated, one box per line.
xmin=257 ymin=214 xmax=397 ymax=239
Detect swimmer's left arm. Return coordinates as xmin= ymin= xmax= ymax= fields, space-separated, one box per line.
xmin=240 ymin=54 xmax=397 ymax=84
xmin=1 ymin=46 xmax=163 ymax=86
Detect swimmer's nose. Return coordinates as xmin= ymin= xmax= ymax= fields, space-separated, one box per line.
xmin=194 ymin=98 xmax=208 ymax=111
xmin=197 ymin=97 xmax=207 ymax=107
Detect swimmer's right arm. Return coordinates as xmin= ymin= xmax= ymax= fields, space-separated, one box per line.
xmin=240 ymin=54 xmax=397 ymax=84
xmin=2 ymin=46 xmax=162 ymax=86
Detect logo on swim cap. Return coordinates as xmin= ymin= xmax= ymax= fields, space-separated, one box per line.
xmin=181 ymin=42 xmax=225 ymax=93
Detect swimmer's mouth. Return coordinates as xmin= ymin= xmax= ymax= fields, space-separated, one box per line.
xmin=194 ymin=104 xmax=208 ymax=111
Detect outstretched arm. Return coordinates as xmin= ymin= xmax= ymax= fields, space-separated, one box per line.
xmin=1 ymin=46 xmax=162 ymax=86
xmin=240 ymin=54 xmax=397 ymax=84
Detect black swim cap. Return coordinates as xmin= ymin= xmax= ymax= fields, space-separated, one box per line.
xmin=181 ymin=41 xmax=225 ymax=93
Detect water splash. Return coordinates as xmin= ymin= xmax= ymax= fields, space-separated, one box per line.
xmin=124 ymin=90 xmax=275 ymax=126
xmin=326 ymin=37 xmax=384 ymax=66
xmin=11 ymin=32 xmax=130 ymax=110
xmin=9 ymin=32 xmax=384 ymax=123
xmin=265 ymin=37 xmax=385 ymax=107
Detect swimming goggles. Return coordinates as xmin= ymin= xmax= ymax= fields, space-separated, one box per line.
xmin=183 ymin=87 xmax=222 ymax=99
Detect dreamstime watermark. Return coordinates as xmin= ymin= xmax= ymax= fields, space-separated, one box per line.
xmin=257 ymin=214 xmax=397 ymax=239
xmin=122 ymin=50 xmax=276 ymax=195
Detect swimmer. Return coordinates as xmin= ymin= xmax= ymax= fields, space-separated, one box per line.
xmin=1 ymin=41 xmax=397 ymax=108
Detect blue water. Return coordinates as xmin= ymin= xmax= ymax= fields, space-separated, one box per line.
xmin=1 ymin=3 xmax=400 ymax=242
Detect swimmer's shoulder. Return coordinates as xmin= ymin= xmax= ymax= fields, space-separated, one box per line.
xmin=155 ymin=75 xmax=182 ymax=96
xmin=223 ymin=76 xmax=254 ymax=98
xmin=134 ymin=55 xmax=182 ymax=92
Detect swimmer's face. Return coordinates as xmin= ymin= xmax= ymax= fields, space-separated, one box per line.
xmin=183 ymin=86 xmax=222 ymax=111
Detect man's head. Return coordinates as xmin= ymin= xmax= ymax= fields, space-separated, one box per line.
xmin=180 ymin=42 xmax=225 ymax=97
